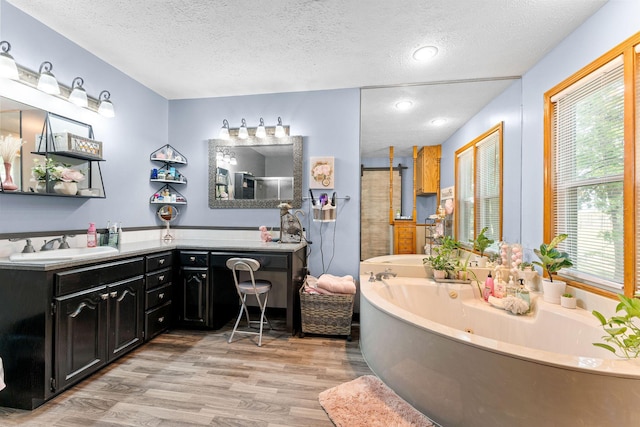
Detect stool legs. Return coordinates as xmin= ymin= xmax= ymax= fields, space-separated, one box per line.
xmin=228 ymin=292 xmax=272 ymax=347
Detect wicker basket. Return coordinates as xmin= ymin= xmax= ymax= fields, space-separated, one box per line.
xmin=299 ymin=285 xmax=354 ymax=339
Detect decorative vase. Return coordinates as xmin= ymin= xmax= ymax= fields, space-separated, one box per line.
xmin=54 ymin=181 xmax=78 ymax=195
xmin=433 ymin=270 xmax=446 ymax=280
xmin=2 ymin=162 xmax=18 ymax=191
xmin=560 ymin=295 xmax=577 ymax=309
xmin=542 ymin=278 xmax=566 ymax=304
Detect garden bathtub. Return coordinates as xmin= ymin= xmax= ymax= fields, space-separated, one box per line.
xmin=359 ymin=275 xmax=640 ymax=427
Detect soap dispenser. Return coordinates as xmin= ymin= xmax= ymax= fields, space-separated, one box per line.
xmin=483 ymin=271 xmax=494 ymax=301
xmin=87 ymin=223 xmax=97 ymax=247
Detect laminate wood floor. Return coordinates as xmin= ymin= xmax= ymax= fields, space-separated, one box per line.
xmin=0 ymin=316 xmax=372 ymax=426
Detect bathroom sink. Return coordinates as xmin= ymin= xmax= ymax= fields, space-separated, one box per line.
xmin=9 ymin=246 xmax=119 ymax=262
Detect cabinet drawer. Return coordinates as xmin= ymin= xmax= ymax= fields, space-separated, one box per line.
xmin=145 ymin=301 xmax=172 ymax=340
xmin=146 ymin=251 xmax=172 ymax=271
xmin=56 ymin=257 xmax=144 ymax=297
xmin=210 ymin=252 xmax=288 ymax=271
xmin=180 ymin=251 xmax=209 ymax=267
xmin=146 ymin=282 xmax=172 ymax=309
xmin=146 ymin=267 xmax=172 ymax=289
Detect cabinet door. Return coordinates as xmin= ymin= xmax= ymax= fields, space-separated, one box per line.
xmin=179 ymin=267 xmax=209 ymax=326
xmin=54 ymin=286 xmax=108 ymax=392
xmin=108 ymin=276 xmax=144 ymax=361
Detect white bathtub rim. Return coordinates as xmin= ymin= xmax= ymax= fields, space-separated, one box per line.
xmin=360 ymin=276 xmax=640 ymax=379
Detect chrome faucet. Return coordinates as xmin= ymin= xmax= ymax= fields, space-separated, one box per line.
xmin=40 ymin=237 xmax=62 ymax=251
xmin=8 ymin=237 xmax=36 ymax=253
xmin=375 ymin=270 xmax=397 ymax=281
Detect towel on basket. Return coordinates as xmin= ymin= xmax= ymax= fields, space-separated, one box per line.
xmin=304 ymin=274 xmax=356 ymax=295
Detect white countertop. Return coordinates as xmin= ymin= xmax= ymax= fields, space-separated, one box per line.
xmin=0 ymin=238 xmax=306 ymax=271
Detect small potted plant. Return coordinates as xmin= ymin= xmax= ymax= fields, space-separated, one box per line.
xmin=560 ymin=293 xmax=576 ymax=309
xmin=533 ymin=233 xmax=573 ymax=304
xmin=518 ymin=261 xmax=539 ymax=291
xmin=470 ymin=226 xmax=494 ymax=267
xmin=424 ymin=237 xmax=459 ymax=280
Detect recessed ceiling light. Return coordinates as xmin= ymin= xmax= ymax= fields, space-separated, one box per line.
xmin=395 ymin=100 xmax=413 ymax=110
xmin=431 ymin=118 xmax=447 ymax=126
xmin=413 ymin=45 xmax=438 ymax=62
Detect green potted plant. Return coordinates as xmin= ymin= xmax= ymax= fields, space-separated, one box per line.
xmin=592 ymin=294 xmax=640 ymax=359
xmin=424 ymin=237 xmax=459 ymax=280
xmin=470 ymin=226 xmax=494 ymax=266
xmin=560 ymin=293 xmax=576 ymax=309
xmin=533 ymin=233 xmax=573 ymax=304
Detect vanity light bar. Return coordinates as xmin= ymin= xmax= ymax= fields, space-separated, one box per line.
xmin=0 ymin=40 xmax=115 ymax=117
xmin=221 ymin=118 xmax=290 ymax=138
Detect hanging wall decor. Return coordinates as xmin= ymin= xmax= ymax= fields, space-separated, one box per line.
xmin=310 ymin=156 xmax=334 ymax=189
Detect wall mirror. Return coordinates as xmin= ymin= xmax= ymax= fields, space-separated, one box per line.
xmin=0 ymin=95 xmax=105 ymax=197
xmin=208 ymin=135 xmax=303 ymax=209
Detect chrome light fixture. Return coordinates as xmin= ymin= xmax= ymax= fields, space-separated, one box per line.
xmin=229 ymin=152 xmax=237 ymax=165
xmin=275 ymin=117 xmax=285 ymax=138
xmin=216 ymin=147 xmax=224 ymax=161
xmin=36 ymin=61 xmax=60 ymax=95
xmin=255 ymin=117 xmax=266 ymax=138
xmin=97 ymin=90 xmax=115 ymax=117
xmin=223 ymin=149 xmax=231 ymax=163
xmin=238 ymin=118 xmax=248 ymax=139
xmin=68 ymin=77 xmax=88 ymax=107
xmin=0 ymin=41 xmax=19 ymax=80
xmin=219 ymin=119 xmax=230 ymax=139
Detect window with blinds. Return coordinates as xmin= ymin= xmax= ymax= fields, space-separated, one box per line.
xmin=545 ymin=34 xmax=640 ymax=297
xmin=551 ymin=57 xmax=624 ymax=291
xmin=455 ymin=123 xmax=503 ymax=246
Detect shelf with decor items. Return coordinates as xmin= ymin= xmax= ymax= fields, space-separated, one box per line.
xmin=149 ymin=184 xmax=187 ymax=205
xmin=0 ymin=107 xmax=106 ymax=198
xmin=149 ymin=144 xmax=187 ymax=206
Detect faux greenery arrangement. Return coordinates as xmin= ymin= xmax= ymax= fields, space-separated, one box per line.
xmin=31 ymin=158 xmax=85 ymax=183
xmin=532 ymin=234 xmax=573 ymax=282
xmin=471 ymin=226 xmax=494 ymax=258
xmin=592 ymin=294 xmax=640 ymax=359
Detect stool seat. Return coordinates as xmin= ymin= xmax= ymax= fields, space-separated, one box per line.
xmin=226 ymin=257 xmax=273 ymax=347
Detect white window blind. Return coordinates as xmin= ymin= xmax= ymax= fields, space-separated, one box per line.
xmin=457 ymin=148 xmax=474 ymax=243
xmin=476 ymin=133 xmax=500 ymax=242
xmin=551 ymin=58 xmax=625 ymax=290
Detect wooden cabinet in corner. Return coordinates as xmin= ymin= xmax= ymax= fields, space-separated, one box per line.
xmin=416 ymin=145 xmax=441 ymax=196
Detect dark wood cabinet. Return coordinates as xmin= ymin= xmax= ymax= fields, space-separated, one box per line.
xmin=108 ymin=277 xmax=144 ymax=359
xmin=53 ymin=259 xmax=144 ymax=393
xmin=144 ymin=251 xmax=174 ymax=340
xmin=179 ymin=266 xmax=209 ymax=326
xmin=54 ymin=285 xmax=108 ymax=391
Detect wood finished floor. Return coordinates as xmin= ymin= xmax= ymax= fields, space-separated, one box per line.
xmin=0 ymin=316 xmax=372 ymax=426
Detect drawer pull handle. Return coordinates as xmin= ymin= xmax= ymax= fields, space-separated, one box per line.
xmin=159 ymin=275 xmax=165 ymax=281
xmin=158 ymin=293 xmax=165 ymax=299
xmin=189 ymin=256 xmax=196 ymax=261
xmin=158 ymin=316 xmax=165 ymax=323
xmin=159 ymin=259 xmax=165 ymax=264
xmin=201 ymin=274 xmax=207 ymax=278
xmin=100 ymin=293 xmax=109 ymax=300
xmin=110 ymin=291 xmax=118 ymax=298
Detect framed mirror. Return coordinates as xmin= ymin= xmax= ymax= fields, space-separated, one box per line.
xmin=208 ymin=135 xmax=303 ymax=209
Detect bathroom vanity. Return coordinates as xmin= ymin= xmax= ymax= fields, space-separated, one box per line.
xmin=0 ymin=239 xmax=306 ymax=410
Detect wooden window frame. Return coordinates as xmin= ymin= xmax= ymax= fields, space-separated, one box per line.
xmin=543 ymin=32 xmax=639 ymax=298
xmin=454 ymin=122 xmax=504 ymax=248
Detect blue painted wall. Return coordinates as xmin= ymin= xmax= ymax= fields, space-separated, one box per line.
xmin=168 ymin=90 xmax=361 ymax=277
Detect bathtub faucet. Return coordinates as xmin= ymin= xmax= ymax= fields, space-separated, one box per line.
xmin=375 ymin=270 xmax=397 ymax=281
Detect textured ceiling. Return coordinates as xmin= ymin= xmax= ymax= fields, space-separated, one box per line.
xmin=6 ymin=0 xmax=607 ymax=156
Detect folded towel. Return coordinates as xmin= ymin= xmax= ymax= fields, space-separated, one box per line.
xmin=317 ymin=274 xmax=356 ymax=294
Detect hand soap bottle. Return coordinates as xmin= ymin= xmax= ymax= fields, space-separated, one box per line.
xmin=87 ymin=223 xmax=97 ymax=247
xmin=483 ymin=271 xmax=494 ymax=301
